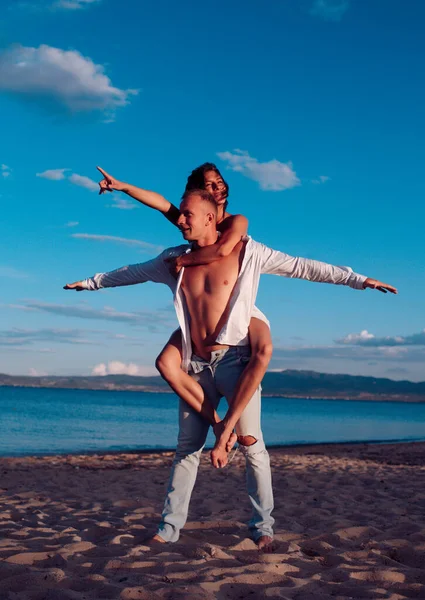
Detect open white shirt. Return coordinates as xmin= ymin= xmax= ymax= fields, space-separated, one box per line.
xmin=81 ymin=237 xmax=367 ymax=371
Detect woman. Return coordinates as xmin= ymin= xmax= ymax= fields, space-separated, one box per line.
xmin=97 ymin=163 xmax=272 ymax=453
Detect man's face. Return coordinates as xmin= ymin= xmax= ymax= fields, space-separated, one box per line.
xmin=177 ymin=195 xmax=213 ymax=241
xmin=203 ymin=170 xmax=226 ymax=205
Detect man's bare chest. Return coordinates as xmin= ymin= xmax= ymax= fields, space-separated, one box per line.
xmin=181 ymin=252 xmax=240 ymax=297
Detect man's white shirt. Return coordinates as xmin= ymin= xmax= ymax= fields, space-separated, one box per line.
xmin=81 ymin=237 xmax=367 ymax=371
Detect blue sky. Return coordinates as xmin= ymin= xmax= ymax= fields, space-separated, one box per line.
xmin=1 ymin=0 xmax=424 ymax=381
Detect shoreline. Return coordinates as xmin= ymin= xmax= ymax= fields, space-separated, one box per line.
xmin=2 ymin=436 xmax=425 ymax=460
xmin=2 ymin=382 xmax=424 ymax=403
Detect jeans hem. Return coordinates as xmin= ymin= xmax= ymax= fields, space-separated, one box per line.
xmin=156 ymin=525 xmax=178 ymax=543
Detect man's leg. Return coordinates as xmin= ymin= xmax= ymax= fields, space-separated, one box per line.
xmin=210 ymin=319 xmax=272 ymax=466
xmin=215 ymin=347 xmax=274 ymax=546
xmin=157 ymin=364 xmax=220 ymax=543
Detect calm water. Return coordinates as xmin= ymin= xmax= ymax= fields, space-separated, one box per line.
xmin=1 ymin=386 xmax=425 ymax=456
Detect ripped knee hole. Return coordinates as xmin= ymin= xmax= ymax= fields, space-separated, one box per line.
xmin=237 ymin=435 xmax=257 ymax=447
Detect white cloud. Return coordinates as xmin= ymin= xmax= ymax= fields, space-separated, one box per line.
xmin=339 ymin=329 xmax=376 ymax=344
xmin=8 ymin=300 xmax=175 ymax=331
xmin=312 ymin=175 xmax=330 ymax=185
xmin=69 ymin=173 xmax=98 ymax=191
xmin=92 ymin=361 xmax=158 ymax=376
xmin=71 ymin=233 xmax=163 ymax=253
xmin=10 ymin=0 xmax=101 ymax=11
xmin=386 ymin=367 xmax=410 ymax=375
xmin=53 ymin=0 xmax=100 ymax=9
xmin=217 ymin=149 xmax=300 ymax=191
xmin=1 ymin=164 xmax=12 ymax=178
xmin=92 ymin=363 xmax=107 ymax=375
xmin=37 ymin=168 xmax=69 ymax=180
xmin=271 ymin=343 xmax=425 ymax=365
xmin=337 ymin=329 xmax=425 ymax=347
xmin=379 ymin=347 xmax=408 ymax=357
xmin=0 ymin=266 xmax=28 ymax=279
xmin=11 ymin=301 xmax=147 ymax=323
xmin=310 ymin=0 xmax=350 ymax=22
xmin=29 ymin=367 xmax=48 ymax=376
xmin=268 ymin=343 xmax=425 ymax=381
xmin=0 ymin=327 xmax=95 ymax=347
xmin=36 ymin=168 xmax=98 ymax=191
xmin=109 ymin=196 xmax=138 ymax=210
xmin=0 ymin=44 xmax=138 ymax=120
xmin=38 ymin=171 xmax=146 ymax=200
xmin=66 ymin=221 xmax=79 ymax=227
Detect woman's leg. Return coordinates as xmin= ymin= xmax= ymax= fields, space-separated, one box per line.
xmin=155 ymin=329 xmax=220 ymax=427
xmin=213 ymin=317 xmax=273 ymax=454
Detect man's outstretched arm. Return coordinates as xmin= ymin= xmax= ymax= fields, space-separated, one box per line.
xmin=257 ymin=243 xmax=397 ymax=294
xmin=64 ymin=253 xmax=173 ymax=292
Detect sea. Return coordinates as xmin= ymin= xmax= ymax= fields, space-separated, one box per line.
xmin=1 ymin=386 xmax=425 ymax=457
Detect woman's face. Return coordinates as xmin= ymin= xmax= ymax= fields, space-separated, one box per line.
xmin=203 ymin=170 xmax=227 ymax=205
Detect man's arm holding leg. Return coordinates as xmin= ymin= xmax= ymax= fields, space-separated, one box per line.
xmin=212 ymin=243 xmax=397 ymax=461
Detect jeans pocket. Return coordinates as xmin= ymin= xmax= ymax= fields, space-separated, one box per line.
xmin=238 ymin=353 xmax=251 ymax=365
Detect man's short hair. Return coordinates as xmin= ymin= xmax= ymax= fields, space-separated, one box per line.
xmin=181 ymin=189 xmax=218 ymax=215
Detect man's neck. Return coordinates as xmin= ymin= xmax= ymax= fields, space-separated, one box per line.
xmin=193 ymin=231 xmax=219 ymax=249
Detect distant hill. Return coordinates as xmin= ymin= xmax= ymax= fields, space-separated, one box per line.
xmin=1 ymin=370 xmax=424 ymax=402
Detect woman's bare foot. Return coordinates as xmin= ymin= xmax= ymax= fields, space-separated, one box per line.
xmin=210 ymin=444 xmax=228 ymax=468
xmin=211 ymin=423 xmax=238 ymax=468
xmin=210 ymin=431 xmax=238 ymax=468
xmin=226 ymin=431 xmax=238 ymax=452
xmin=256 ymin=535 xmax=275 ymax=553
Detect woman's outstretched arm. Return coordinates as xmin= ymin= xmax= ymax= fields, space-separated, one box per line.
xmin=175 ymin=214 xmax=248 ymax=268
xmin=97 ymin=166 xmax=248 ymax=267
xmin=97 ymin=166 xmax=181 ymax=225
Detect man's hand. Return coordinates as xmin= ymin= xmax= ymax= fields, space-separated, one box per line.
xmin=97 ymin=166 xmax=127 ymax=195
xmin=63 ymin=281 xmax=85 ymax=291
xmin=363 ymin=278 xmax=398 ymax=294
xmin=165 ymin=255 xmax=183 ymax=278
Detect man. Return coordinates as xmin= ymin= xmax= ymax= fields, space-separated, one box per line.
xmin=65 ymin=189 xmax=396 ymax=550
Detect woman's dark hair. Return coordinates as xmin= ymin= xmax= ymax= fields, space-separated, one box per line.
xmin=185 ymin=162 xmax=229 ymax=209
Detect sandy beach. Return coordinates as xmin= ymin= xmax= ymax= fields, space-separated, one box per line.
xmin=0 ymin=441 xmax=424 ymax=600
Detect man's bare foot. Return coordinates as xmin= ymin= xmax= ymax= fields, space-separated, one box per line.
xmin=256 ymin=535 xmax=275 ymax=553
xmin=148 ymin=534 xmax=167 ymax=544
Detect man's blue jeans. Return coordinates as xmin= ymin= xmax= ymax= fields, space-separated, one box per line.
xmin=157 ymin=345 xmax=275 ymax=543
